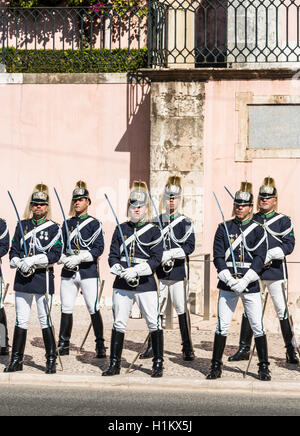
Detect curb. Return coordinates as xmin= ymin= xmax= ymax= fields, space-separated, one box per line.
xmin=1 ymin=373 xmax=300 ymax=396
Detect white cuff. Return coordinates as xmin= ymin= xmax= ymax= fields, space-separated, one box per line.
xmin=10 ymin=257 xmax=21 ymax=269
xmin=217 ymin=269 xmax=232 ymax=284
xmin=58 ymin=254 xmax=68 ymax=265
xmin=162 ymin=250 xmax=172 ymax=264
xmin=169 ymin=247 xmax=186 ymax=260
xmin=110 ymin=263 xmax=124 ymax=276
xmin=33 ymin=254 xmax=49 ymax=268
xmin=133 ymin=262 xmax=152 ymax=277
xmin=266 ymin=247 xmax=285 ymax=262
xmin=78 ymin=250 xmax=94 ymax=263
xmin=243 ymin=268 xmax=260 ymax=286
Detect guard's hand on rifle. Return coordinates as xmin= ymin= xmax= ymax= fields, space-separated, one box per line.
xmin=265 ymin=247 xmax=285 ymax=264
xmin=231 ymin=269 xmax=259 ymax=295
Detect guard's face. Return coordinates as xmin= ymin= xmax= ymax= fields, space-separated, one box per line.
xmin=234 ymin=204 xmax=252 ymax=221
xmin=129 ymin=205 xmax=147 ymax=223
xmin=259 ymin=196 xmax=277 ymax=214
xmin=165 ymin=196 xmax=180 ymax=214
xmin=31 ymin=203 xmax=48 ymax=220
xmin=73 ymin=197 xmax=90 ymax=216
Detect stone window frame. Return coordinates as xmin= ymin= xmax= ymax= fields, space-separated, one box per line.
xmin=235 ymin=92 xmax=300 ymax=162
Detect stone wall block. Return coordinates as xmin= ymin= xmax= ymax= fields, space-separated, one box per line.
xmin=150 ymin=144 xmax=203 ymax=171
xmin=151 ymin=117 xmax=202 ymax=148
xmin=152 ymin=93 xmax=179 ymax=118
xmin=177 ymin=94 xmax=205 ymax=117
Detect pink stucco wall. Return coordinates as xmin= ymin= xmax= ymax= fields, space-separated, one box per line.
xmin=203 ymin=79 xmax=300 ymax=327
xmin=0 ymin=80 xmax=150 ymax=301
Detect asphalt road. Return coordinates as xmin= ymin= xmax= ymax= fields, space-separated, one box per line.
xmin=0 ymin=384 xmax=300 ymax=417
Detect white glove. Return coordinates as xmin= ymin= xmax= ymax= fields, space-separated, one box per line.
xmin=110 ymin=263 xmax=125 ymax=276
xmin=162 ymin=250 xmax=172 ymax=265
xmin=121 ymin=267 xmax=138 ymax=282
xmin=217 ymin=269 xmax=238 ymax=288
xmin=33 ymin=254 xmax=48 ymax=268
xmin=265 ymin=247 xmax=285 ymax=264
xmin=58 ymin=254 xmax=68 ymax=265
xmin=64 ymin=255 xmax=81 ymax=270
xmin=169 ymin=247 xmax=186 ymax=260
xmin=132 ymin=262 xmax=152 ymax=277
xmin=77 ymin=250 xmax=93 ymax=263
xmin=10 ymin=257 xmax=22 ymax=269
xmin=19 ymin=256 xmax=36 ymax=274
xmin=231 ymin=269 xmax=259 ymax=295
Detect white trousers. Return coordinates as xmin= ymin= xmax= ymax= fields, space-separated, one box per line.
xmin=113 ymin=288 xmax=161 ymax=334
xmin=0 ymin=276 xmax=5 ymax=309
xmin=262 ymin=280 xmax=287 ymax=320
xmin=216 ymin=290 xmax=265 ymax=338
xmin=60 ymin=272 xmax=99 ymax=315
xmin=159 ymin=280 xmax=187 ymax=316
xmin=15 ymin=291 xmax=52 ymax=330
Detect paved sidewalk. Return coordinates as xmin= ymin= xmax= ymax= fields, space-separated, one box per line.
xmin=1 ymin=299 xmax=300 ymax=394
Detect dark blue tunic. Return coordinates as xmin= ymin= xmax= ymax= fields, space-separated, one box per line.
xmin=61 ymin=214 xmax=104 ymax=280
xmin=9 ymin=219 xmax=62 ymax=295
xmin=213 ymin=218 xmax=267 ymax=293
xmin=253 ymin=211 xmax=295 ymax=281
xmin=0 ymin=219 xmax=9 ymax=279
xmin=155 ymin=213 xmax=195 ymax=281
xmin=108 ymin=221 xmax=163 ymax=292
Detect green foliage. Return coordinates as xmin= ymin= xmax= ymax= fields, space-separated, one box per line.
xmin=3 ymin=47 xmax=148 ymax=73
xmin=9 ymin=0 xmax=40 ymax=6
xmin=9 ymin=0 xmax=62 ymax=5
xmin=8 ymin=0 xmax=147 ymax=9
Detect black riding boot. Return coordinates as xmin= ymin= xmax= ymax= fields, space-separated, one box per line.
xmin=91 ymin=310 xmax=106 ymax=358
xmin=139 ymin=336 xmax=153 ymax=359
xmin=228 ymin=314 xmax=253 ymax=361
xmin=0 ymin=307 xmax=9 ymax=356
xmin=4 ymin=326 xmax=27 ymax=373
xmin=151 ymin=329 xmax=164 ymax=378
xmin=255 ymin=335 xmax=271 ymax=381
xmin=178 ymin=312 xmax=195 ymax=361
xmin=102 ymin=329 xmax=124 ymax=376
xmin=206 ymin=333 xmax=227 ymax=379
xmin=42 ymin=327 xmax=57 ymax=374
xmin=140 ymin=315 xmax=164 ymax=360
xmin=280 ymin=318 xmax=299 ymax=364
xmin=57 ymin=313 xmax=73 ymax=356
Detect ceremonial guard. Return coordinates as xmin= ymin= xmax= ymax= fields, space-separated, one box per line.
xmin=0 ymin=218 xmax=10 ymax=355
xmin=103 ymin=181 xmax=164 ymax=377
xmin=57 ymin=181 xmax=106 ymax=358
xmin=5 ymin=184 xmax=63 ymax=374
xmin=228 ymin=177 xmax=297 ymax=364
xmin=140 ymin=176 xmax=195 ymax=361
xmin=207 ymin=182 xmax=271 ymax=381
